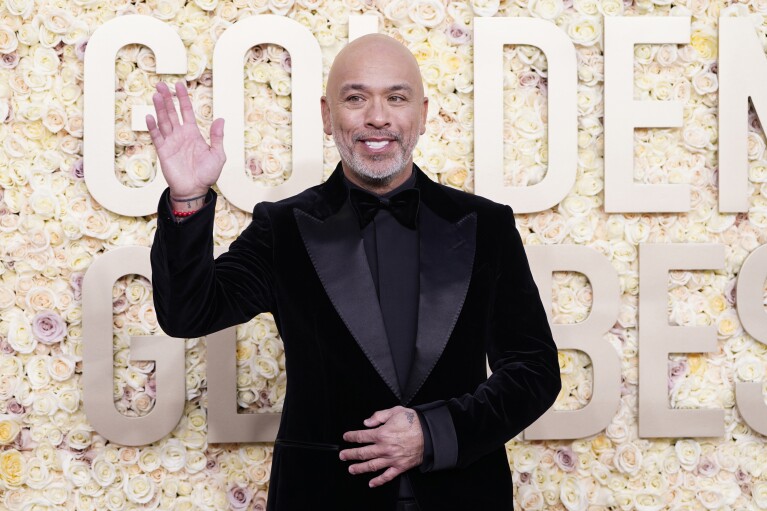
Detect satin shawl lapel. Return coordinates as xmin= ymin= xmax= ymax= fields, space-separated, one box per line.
xmin=294 ymin=202 xmax=402 ymax=400
xmin=402 ymin=203 xmax=477 ymax=404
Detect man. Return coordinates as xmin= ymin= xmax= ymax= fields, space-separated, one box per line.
xmin=148 ymin=34 xmax=560 ymax=511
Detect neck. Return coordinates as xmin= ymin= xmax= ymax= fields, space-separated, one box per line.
xmin=341 ymin=162 xmax=414 ymax=195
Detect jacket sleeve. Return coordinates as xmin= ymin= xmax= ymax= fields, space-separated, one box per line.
xmin=416 ymin=205 xmax=561 ymax=470
xmin=150 ymin=188 xmax=275 ymax=338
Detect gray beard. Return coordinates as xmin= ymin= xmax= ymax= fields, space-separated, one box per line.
xmin=334 ymin=138 xmax=416 ymax=188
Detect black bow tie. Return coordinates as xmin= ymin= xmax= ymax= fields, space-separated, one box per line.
xmin=349 ymin=188 xmax=420 ymax=230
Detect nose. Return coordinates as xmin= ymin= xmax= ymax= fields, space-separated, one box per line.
xmin=364 ymin=98 xmax=390 ymax=130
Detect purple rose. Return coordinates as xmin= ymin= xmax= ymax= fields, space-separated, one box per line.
xmin=554 ymin=447 xmax=577 ymax=472
xmin=227 ymin=486 xmax=253 ymax=510
xmin=70 ymin=273 xmax=84 ymax=301
xmin=0 ymin=52 xmax=18 ymax=69
xmin=446 ymin=23 xmax=471 ymax=45
xmin=6 ymin=398 xmax=24 ymax=415
xmin=70 ymin=159 xmax=84 ymax=180
xmin=32 ymin=311 xmax=67 ymax=344
xmin=75 ymin=37 xmax=88 ymax=61
xmin=0 ymin=338 xmax=15 ymax=354
xmin=697 ymin=455 xmax=719 ymax=477
xmin=280 ymin=52 xmax=292 ymax=73
xmin=668 ymin=358 xmax=688 ymax=391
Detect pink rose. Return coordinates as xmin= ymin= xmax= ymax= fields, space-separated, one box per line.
xmin=554 ymin=447 xmax=577 ymax=472
xmin=0 ymin=52 xmax=17 ymax=69
xmin=228 ymin=486 xmax=253 ymax=510
xmin=446 ymin=23 xmax=471 ymax=45
xmin=32 ymin=311 xmax=67 ymax=344
xmin=70 ymin=159 xmax=84 ymax=180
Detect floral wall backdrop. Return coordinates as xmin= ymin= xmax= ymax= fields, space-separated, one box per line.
xmin=0 ymin=0 xmax=766 ymax=509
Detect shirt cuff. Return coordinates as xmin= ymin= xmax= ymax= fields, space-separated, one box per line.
xmin=413 ymin=402 xmax=458 ymax=472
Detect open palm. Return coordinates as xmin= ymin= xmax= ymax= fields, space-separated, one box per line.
xmin=146 ymin=81 xmax=226 ymax=199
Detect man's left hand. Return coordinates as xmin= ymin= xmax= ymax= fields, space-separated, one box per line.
xmin=340 ymin=406 xmax=424 ymax=488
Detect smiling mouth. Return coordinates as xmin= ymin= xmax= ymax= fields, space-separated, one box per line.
xmin=364 ymin=140 xmax=391 ymax=149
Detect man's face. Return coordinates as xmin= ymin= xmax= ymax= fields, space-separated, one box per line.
xmin=321 ymin=40 xmax=428 ymax=185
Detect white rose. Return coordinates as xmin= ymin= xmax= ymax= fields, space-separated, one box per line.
xmin=512 ymin=444 xmax=541 ymax=473
xmin=675 ymin=439 xmax=701 ymax=470
xmin=613 ymin=442 xmax=642 ymax=475
xmin=91 ymin=456 xmax=117 ymax=487
xmin=634 ymin=492 xmax=663 ymax=511
xmin=517 ymin=484 xmax=544 ymax=510
xmin=105 ymin=488 xmax=127 ymax=511
xmin=66 ymin=425 xmax=93 ymax=450
xmin=408 ymin=0 xmax=445 ymax=28
xmin=62 ymin=457 xmax=91 ymax=487
xmin=56 ymin=388 xmax=80 ymax=414
xmin=138 ymin=448 xmax=161 ymax=472
xmin=186 ymin=450 xmax=207 ymax=474
xmin=559 ymin=475 xmax=587 ymax=511
xmin=692 ymin=71 xmax=718 ymax=95
xmin=567 ymin=16 xmax=602 ymax=46
xmin=161 ymin=439 xmax=187 ymax=472
xmin=124 ymin=474 xmax=155 ymax=504
xmin=9 ymin=314 xmax=36 ymax=354
xmin=26 ymin=356 xmax=51 ymax=389
xmin=753 ymin=481 xmax=767 ymax=508
xmin=530 ymin=0 xmax=563 ymax=18
xmin=0 ymin=25 xmax=18 ymax=53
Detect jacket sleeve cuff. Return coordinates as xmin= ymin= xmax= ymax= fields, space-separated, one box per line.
xmin=413 ymin=402 xmax=458 ymax=472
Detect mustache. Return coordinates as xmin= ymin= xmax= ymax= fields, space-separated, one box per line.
xmin=354 ymin=130 xmax=401 ymax=142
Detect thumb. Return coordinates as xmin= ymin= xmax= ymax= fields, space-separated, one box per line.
xmin=210 ymin=118 xmax=225 ymax=155
xmin=364 ymin=407 xmax=398 ymax=427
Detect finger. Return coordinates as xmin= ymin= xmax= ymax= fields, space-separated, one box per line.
xmin=145 ymin=114 xmax=164 ymax=147
xmin=343 ymin=428 xmax=378 ymax=444
xmin=175 ymin=80 xmax=196 ymax=125
xmin=368 ymin=467 xmax=400 ymax=488
xmin=339 ymin=444 xmax=385 ymax=461
xmin=159 ymin=81 xmax=180 ymax=129
xmin=364 ymin=407 xmax=399 ymax=427
xmin=348 ymin=457 xmax=388 ymax=475
xmin=210 ymin=118 xmax=225 ymax=155
xmin=152 ymin=88 xmax=173 ymax=138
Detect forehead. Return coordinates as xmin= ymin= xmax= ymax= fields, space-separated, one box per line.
xmin=327 ymin=41 xmax=423 ymax=96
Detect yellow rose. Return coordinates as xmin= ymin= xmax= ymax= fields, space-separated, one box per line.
xmin=0 ymin=449 xmax=25 ymax=487
xmin=690 ymin=29 xmax=717 ymax=61
xmin=0 ymin=417 xmax=20 ymax=444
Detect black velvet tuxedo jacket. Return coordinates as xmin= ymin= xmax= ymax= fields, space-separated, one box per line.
xmin=150 ymin=164 xmax=560 ymax=511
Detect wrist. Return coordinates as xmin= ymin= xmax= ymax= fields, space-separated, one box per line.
xmin=170 ymin=190 xmax=208 ymax=212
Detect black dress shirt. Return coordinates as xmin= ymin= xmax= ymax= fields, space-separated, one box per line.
xmin=343 ymin=170 xmax=433 ymax=502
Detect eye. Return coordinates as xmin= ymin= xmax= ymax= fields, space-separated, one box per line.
xmin=346 ymin=95 xmax=364 ymax=102
xmin=389 ymin=95 xmax=406 ymax=102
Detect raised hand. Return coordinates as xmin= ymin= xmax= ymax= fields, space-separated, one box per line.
xmin=339 ymin=406 xmax=424 ymax=488
xmin=146 ymin=80 xmax=226 ymax=202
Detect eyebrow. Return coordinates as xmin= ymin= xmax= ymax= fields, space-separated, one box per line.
xmin=338 ymin=83 xmax=414 ymax=95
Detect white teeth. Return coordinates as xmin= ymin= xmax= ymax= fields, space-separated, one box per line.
xmin=364 ymin=140 xmax=389 ymax=149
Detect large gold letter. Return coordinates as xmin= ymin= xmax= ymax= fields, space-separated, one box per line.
xmin=83 ymin=247 xmax=185 ymax=445
xmin=212 ymin=16 xmax=323 ymax=212
xmin=524 ymin=245 xmax=621 ymax=439
xmin=638 ymin=244 xmax=724 ymax=437
xmin=474 ymin=18 xmax=577 ymax=213
xmin=83 ymin=16 xmax=185 ymax=216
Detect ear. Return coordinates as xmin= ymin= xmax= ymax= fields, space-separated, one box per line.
xmin=420 ymin=96 xmax=428 ymax=135
xmin=321 ymin=96 xmax=333 ymax=136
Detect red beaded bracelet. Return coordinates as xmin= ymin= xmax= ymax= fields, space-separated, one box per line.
xmin=173 ymin=209 xmax=199 ymax=217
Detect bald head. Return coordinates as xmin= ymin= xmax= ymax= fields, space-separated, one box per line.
xmin=326 ymin=34 xmax=424 ymax=99
xmin=321 ymin=34 xmax=428 ymax=193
